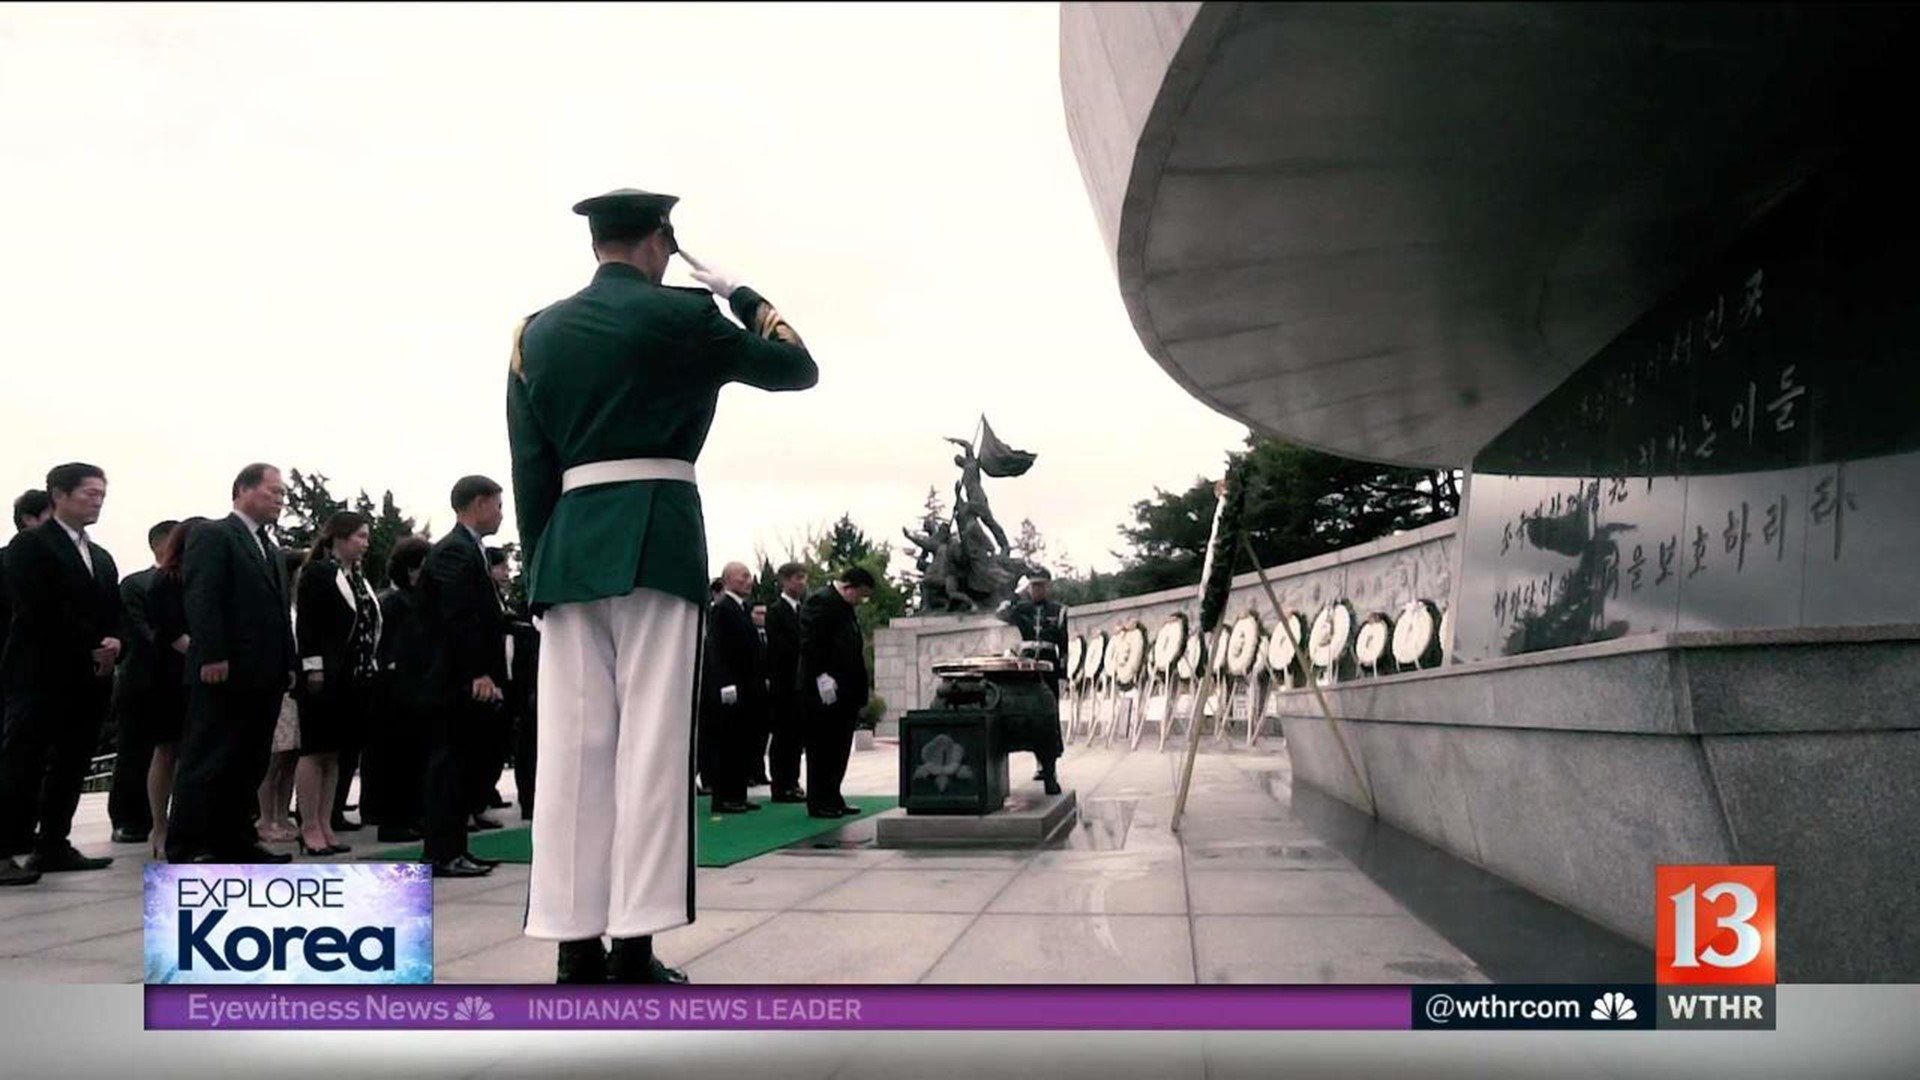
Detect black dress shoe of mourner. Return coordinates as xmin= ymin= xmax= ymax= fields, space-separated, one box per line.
xmin=26 ymin=846 xmax=113 ymax=873
xmin=557 ymin=939 xmax=608 ymax=984
xmin=466 ymin=853 xmax=503 ymax=869
xmin=469 ymin=815 xmax=504 ymax=831
xmin=111 ymin=827 xmax=148 ymax=844
xmin=607 ymin=938 xmax=689 ymax=985
xmin=0 ymin=860 xmax=42 ymax=886
xmin=770 ymin=790 xmax=807 ymax=803
xmin=377 ymin=826 xmax=423 ymax=843
xmin=712 ymin=801 xmax=753 ymax=814
xmin=431 ymin=855 xmax=493 ymax=878
xmin=330 ymin=815 xmax=364 ymax=833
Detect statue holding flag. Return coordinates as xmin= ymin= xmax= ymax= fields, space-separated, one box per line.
xmin=904 ymin=416 xmax=1040 ymax=613
xmin=944 ymin=415 xmax=1033 ymax=555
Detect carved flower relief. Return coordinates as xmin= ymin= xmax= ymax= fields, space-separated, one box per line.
xmin=913 ymin=734 xmax=974 ymax=793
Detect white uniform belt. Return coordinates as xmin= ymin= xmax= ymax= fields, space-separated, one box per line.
xmin=561 ymin=458 xmax=697 ymax=492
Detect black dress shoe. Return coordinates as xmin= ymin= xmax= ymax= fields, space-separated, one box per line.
xmin=487 ymin=792 xmax=511 ymax=810
xmin=431 ymin=855 xmax=493 ymax=878
xmin=770 ymin=789 xmax=807 ymax=804
xmin=330 ymin=814 xmax=364 ymax=833
xmin=749 ymin=776 xmax=772 ymax=788
xmin=376 ymin=826 xmax=423 ymax=843
xmin=807 ymin=808 xmax=849 ymax=819
xmin=111 ymin=826 xmax=149 ymax=844
xmin=466 ymin=853 xmax=503 ymax=869
xmin=712 ymin=801 xmax=753 ymax=814
xmin=25 ymin=846 xmax=113 ymax=873
xmin=0 ymin=860 xmax=42 ymax=886
xmin=468 ymin=815 xmax=504 ymax=832
xmin=557 ymin=939 xmax=607 ymax=984
xmin=608 ymin=937 xmax=689 ymax=985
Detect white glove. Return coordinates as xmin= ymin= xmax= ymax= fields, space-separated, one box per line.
xmin=720 ymin=685 xmax=738 ymax=706
xmin=680 ymin=251 xmax=739 ymax=300
xmin=816 ymin=673 xmax=838 ymax=706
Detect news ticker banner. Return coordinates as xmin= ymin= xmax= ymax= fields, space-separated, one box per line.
xmin=143 ymin=984 xmax=1776 ymax=1031
xmin=141 ymin=861 xmax=1779 ymax=1030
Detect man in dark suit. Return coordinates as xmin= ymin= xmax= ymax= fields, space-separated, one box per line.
xmin=762 ymin=561 xmax=809 ymax=804
xmin=107 ymin=519 xmax=180 ymax=843
xmin=417 ymin=475 xmax=509 ymax=879
xmin=0 ymin=493 xmax=51 ymax=888
xmin=702 ymin=561 xmax=764 ymax=813
xmin=165 ymin=464 xmax=298 ymax=865
xmin=798 ymin=565 xmax=875 ymax=820
xmin=0 ymin=464 xmax=124 ymax=875
xmin=507 ymin=187 xmax=815 ymax=985
xmin=0 ymin=492 xmax=54 ymax=681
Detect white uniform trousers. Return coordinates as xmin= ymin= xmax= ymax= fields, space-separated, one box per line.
xmin=525 ymin=585 xmax=700 ymax=941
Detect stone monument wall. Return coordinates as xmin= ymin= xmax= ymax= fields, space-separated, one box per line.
xmin=873 ymin=519 xmax=1459 ymax=723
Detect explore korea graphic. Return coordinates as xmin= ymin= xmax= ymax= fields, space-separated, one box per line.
xmin=144 ymin=863 xmax=433 ymax=985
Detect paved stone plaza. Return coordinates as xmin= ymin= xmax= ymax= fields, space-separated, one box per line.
xmin=0 ymin=737 xmax=1649 ymax=985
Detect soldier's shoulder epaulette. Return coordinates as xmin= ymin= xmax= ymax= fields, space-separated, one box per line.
xmin=509 ymin=307 xmax=550 ymax=381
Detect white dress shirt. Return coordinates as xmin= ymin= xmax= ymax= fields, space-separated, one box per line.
xmin=57 ymin=518 xmax=93 ymax=576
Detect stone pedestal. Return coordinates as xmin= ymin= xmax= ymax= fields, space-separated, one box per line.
xmin=875 ymin=791 xmax=1079 ymax=848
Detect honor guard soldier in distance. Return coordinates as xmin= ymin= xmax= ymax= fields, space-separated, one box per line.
xmin=1004 ymin=568 xmax=1067 ymax=794
xmin=507 ymin=188 xmax=818 ymax=985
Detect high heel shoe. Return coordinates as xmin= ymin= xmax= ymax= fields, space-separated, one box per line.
xmin=298 ymin=836 xmax=336 ymax=857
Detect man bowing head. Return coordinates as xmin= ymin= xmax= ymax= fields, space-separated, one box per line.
xmin=507 ymin=188 xmax=817 ymax=985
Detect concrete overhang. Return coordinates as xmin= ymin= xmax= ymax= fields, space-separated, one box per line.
xmin=1061 ymin=2 xmax=1916 ymax=467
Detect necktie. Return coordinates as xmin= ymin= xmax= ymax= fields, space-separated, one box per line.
xmin=74 ymin=530 xmax=94 ymax=576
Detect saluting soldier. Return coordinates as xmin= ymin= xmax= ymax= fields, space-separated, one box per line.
xmin=507 ymin=188 xmax=817 ymax=985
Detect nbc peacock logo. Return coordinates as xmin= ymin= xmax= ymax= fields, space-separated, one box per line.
xmin=452 ymin=995 xmax=495 ymax=1023
xmin=1590 ymin=991 xmax=1638 ymax=1022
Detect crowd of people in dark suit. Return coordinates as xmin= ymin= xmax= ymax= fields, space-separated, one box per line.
xmin=0 ymin=463 xmax=540 ymax=884
xmin=698 ymin=560 xmax=875 ymax=820
xmin=0 ymin=460 xmax=879 ymax=887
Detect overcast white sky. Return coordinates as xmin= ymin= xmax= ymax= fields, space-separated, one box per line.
xmin=1 ymin=2 xmax=1246 ymax=579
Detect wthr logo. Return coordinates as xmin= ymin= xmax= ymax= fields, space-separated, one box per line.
xmin=1655 ymin=865 xmax=1776 ymax=985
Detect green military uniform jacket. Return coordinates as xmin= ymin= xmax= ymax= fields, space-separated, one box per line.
xmin=506 ymin=262 xmax=816 ymax=612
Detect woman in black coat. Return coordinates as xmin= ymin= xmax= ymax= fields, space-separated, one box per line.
xmin=142 ymin=517 xmax=206 ymax=858
xmin=292 ymin=512 xmax=382 ymax=856
xmin=365 ymin=535 xmax=432 ymax=842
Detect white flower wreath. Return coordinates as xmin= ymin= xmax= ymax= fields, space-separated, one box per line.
xmin=1391 ymin=600 xmax=1441 ymax=668
xmin=1210 ymin=628 xmax=1232 ymax=676
xmin=1355 ymin=613 xmax=1393 ymax=668
xmin=1226 ymin=613 xmax=1264 ymax=676
xmin=1265 ymin=612 xmax=1308 ymax=675
xmin=1152 ymin=614 xmax=1188 ymax=675
xmin=1177 ymin=632 xmax=1206 ymax=680
xmin=1082 ymin=631 xmax=1108 ymax=682
xmin=1065 ymin=635 xmax=1085 ymax=681
xmin=1110 ymin=624 xmax=1149 ymax=686
xmin=1308 ymin=601 xmax=1356 ymax=669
